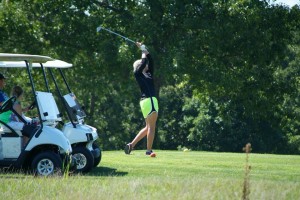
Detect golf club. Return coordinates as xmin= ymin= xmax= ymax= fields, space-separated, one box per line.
xmin=96 ymin=26 xmax=136 ymax=44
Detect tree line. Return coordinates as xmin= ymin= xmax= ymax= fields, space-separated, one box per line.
xmin=0 ymin=0 xmax=299 ymax=154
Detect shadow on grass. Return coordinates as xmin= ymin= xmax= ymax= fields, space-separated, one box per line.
xmin=0 ymin=167 xmax=35 ymax=178
xmin=0 ymin=166 xmax=128 ymax=177
xmin=87 ymin=166 xmax=128 ymax=177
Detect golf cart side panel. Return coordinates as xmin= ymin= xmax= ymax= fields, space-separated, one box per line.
xmin=62 ymin=123 xmax=98 ymax=145
xmin=1 ymin=137 xmax=22 ymax=158
xmin=25 ymin=126 xmax=72 ymax=154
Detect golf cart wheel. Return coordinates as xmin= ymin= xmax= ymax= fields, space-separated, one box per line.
xmin=72 ymin=146 xmax=94 ymax=173
xmin=31 ymin=151 xmax=63 ymax=176
xmin=92 ymin=142 xmax=102 ymax=167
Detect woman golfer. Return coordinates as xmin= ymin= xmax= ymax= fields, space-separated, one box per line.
xmin=124 ymin=42 xmax=158 ymax=156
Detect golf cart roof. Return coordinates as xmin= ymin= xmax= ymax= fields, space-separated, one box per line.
xmin=0 ymin=60 xmax=72 ymax=68
xmin=42 ymin=60 xmax=73 ymax=68
xmin=0 ymin=53 xmax=54 ymax=63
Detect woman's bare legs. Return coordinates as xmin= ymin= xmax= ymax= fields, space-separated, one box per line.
xmin=131 ymin=112 xmax=158 ymax=150
xmin=146 ymin=112 xmax=158 ymax=151
xmin=131 ymin=126 xmax=148 ymax=147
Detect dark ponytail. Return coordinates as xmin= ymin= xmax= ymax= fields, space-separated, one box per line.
xmin=11 ymin=86 xmax=23 ymax=98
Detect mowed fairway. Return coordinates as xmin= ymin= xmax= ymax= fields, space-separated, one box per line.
xmin=0 ymin=150 xmax=299 ymax=200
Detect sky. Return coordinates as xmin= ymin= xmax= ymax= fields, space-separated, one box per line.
xmin=271 ymin=0 xmax=299 ymax=7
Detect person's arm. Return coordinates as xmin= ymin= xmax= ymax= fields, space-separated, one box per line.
xmin=135 ymin=42 xmax=150 ymax=73
xmin=13 ymin=103 xmax=23 ymax=122
xmin=0 ymin=94 xmax=5 ymax=106
xmin=136 ymin=54 xmax=148 ymax=73
xmin=146 ymin=54 xmax=154 ymax=75
xmin=22 ymin=106 xmax=30 ymax=112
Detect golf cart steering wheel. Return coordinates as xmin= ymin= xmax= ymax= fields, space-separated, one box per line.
xmin=0 ymin=96 xmax=16 ymax=113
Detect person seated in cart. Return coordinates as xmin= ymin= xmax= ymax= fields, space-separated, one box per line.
xmin=0 ymin=86 xmax=36 ymax=144
xmin=0 ymin=73 xmax=9 ymax=106
xmin=8 ymin=86 xmax=32 ymax=126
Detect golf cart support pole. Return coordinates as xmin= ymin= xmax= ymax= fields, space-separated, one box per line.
xmin=47 ymin=68 xmax=77 ymax=128
xmin=39 ymin=63 xmax=76 ymax=128
xmin=40 ymin=63 xmax=51 ymax=92
xmin=24 ymin=60 xmax=43 ymax=138
xmin=58 ymin=68 xmax=72 ymax=93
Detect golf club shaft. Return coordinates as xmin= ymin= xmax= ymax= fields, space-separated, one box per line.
xmin=97 ymin=26 xmax=136 ymax=44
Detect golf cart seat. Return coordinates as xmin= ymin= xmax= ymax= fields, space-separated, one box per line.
xmin=36 ymin=91 xmax=62 ymax=126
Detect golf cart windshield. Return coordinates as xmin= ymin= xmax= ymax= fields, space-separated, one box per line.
xmin=63 ymin=93 xmax=86 ymax=122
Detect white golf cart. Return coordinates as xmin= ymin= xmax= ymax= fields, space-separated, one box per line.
xmin=0 ymin=57 xmax=102 ymax=173
xmin=37 ymin=60 xmax=101 ymax=173
xmin=0 ymin=53 xmax=73 ymax=176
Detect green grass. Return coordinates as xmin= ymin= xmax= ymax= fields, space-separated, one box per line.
xmin=0 ymin=150 xmax=299 ymax=200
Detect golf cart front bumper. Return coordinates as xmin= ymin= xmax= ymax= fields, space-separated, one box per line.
xmin=91 ymin=147 xmax=101 ymax=158
xmin=62 ymin=123 xmax=98 ymax=144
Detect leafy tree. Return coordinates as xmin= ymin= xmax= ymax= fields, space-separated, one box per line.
xmin=0 ymin=0 xmax=299 ymax=153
